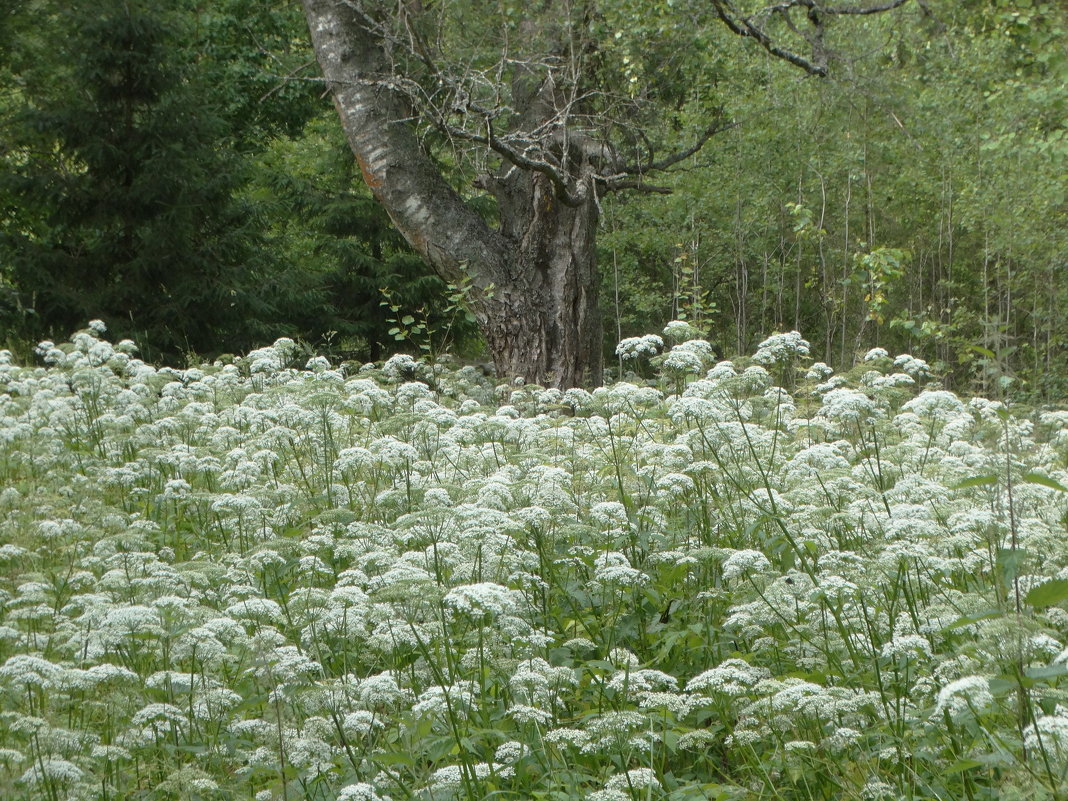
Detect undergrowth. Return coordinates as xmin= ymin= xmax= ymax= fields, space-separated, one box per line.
xmin=2 ymin=323 xmax=1068 ymax=800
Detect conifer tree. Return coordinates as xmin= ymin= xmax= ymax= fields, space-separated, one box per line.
xmin=0 ymin=0 xmax=273 ymax=361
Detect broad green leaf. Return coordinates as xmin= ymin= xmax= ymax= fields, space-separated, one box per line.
xmin=944 ymin=609 xmax=1004 ymax=630
xmin=998 ymin=548 xmax=1031 ymax=581
xmin=989 ymin=677 xmax=1019 ymax=695
xmin=951 ymin=475 xmax=997 ymax=489
xmin=1023 ymin=473 xmax=1068 ymax=492
xmin=1025 ymin=578 xmax=1068 ymax=608
xmin=374 ymin=751 xmax=415 ymax=767
xmin=975 ymin=751 xmax=1015 ymax=768
xmin=1025 ymin=664 xmax=1068 ymax=681
xmin=942 ymin=759 xmax=983 ymax=775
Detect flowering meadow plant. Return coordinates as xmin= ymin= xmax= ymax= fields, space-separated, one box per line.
xmin=2 ymin=324 xmax=1068 ymax=800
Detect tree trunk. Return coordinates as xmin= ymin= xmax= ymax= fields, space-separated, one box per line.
xmin=300 ymin=0 xmax=603 ymax=388
xmin=480 ymin=169 xmax=603 ymax=388
xmin=485 ymin=201 xmax=604 ymax=388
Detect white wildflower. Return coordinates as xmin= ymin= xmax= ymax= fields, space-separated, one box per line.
xmin=605 ymin=768 xmax=661 ymax=791
xmin=1024 ymin=709 xmax=1068 ymax=756
xmin=615 ymin=334 xmax=664 ymax=360
xmin=902 ymin=389 xmax=966 ymax=421
xmin=881 ymin=634 xmax=933 ymax=661
xmin=806 ymin=362 xmax=833 ymax=380
xmin=443 ymin=582 xmax=522 ymax=620
xmin=861 ymin=780 xmax=895 ymax=800
xmin=543 ymin=727 xmax=590 ymax=748
xmin=337 ymin=783 xmax=390 ymax=801
xmin=934 ymin=675 xmax=992 ymax=720
xmin=677 ymin=729 xmax=719 ymax=749
xmin=721 ymin=549 xmax=772 ymax=581
xmin=663 ymin=320 xmax=703 ymax=343
xmin=753 ymin=331 xmax=810 ymax=366
xmin=818 ymin=388 xmax=878 ymax=426
xmin=495 ymin=740 xmax=526 ymax=764
xmin=0 ymin=655 xmax=66 ymax=689
xmin=687 ymin=659 xmax=772 ymax=696
xmin=19 ymin=757 xmax=84 ymax=787
xmin=591 ymin=551 xmax=647 ymax=587
xmin=893 ymin=353 xmax=931 ymax=378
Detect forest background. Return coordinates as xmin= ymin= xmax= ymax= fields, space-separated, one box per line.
xmin=0 ymin=0 xmax=1064 ymax=397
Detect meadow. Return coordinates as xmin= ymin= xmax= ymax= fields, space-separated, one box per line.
xmin=3 ymin=322 xmax=1068 ymax=801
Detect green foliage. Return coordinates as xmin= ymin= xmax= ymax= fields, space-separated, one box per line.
xmin=598 ymin=0 xmax=1067 ymax=397
xmin=0 ymin=0 xmax=281 ymax=362
xmin=187 ymin=0 xmax=322 ymax=147
xmin=0 ymin=0 xmax=474 ymax=366
xmin=847 ymin=246 xmax=909 ymax=326
xmin=1 ymin=0 xmax=1065 ymax=395
xmin=382 ymin=269 xmax=488 ymax=358
xmin=250 ymin=113 xmax=483 ymax=362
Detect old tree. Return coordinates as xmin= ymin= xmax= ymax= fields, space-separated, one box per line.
xmin=301 ymin=0 xmax=913 ymax=387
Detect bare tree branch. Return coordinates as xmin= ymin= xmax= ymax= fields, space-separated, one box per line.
xmin=710 ymin=0 xmax=913 ymax=76
xmin=823 ymin=0 xmax=911 ymax=15
xmin=594 ymin=176 xmax=673 ymax=194
xmin=710 ymin=0 xmax=829 ymax=76
xmin=616 ymin=115 xmax=739 ymax=176
xmin=484 ymin=121 xmax=583 ymax=205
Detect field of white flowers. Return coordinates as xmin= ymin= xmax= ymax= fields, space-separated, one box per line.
xmin=4 ymin=322 xmax=1068 ymax=801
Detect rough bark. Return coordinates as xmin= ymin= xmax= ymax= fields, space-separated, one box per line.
xmin=482 ymin=168 xmax=604 ymax=388
xmin=301 ymin=0 xmax=603 ymax=387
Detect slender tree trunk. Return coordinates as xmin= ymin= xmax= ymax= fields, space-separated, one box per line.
xmin=301 ymin=0 xmax=603 ymax=387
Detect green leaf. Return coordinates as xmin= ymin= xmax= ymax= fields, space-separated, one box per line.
xmin=1025 ymin=578 xmax=1068 ymax=608
xmin=584 ymin=660 xmax=616 ymax=672
xmin=1025 ymin=664 xmax=1068 ymax=681
xmin=401 ymin=315 xmax=415 ymax=325
xmin=988 ymin=677 xmax=1018 ymax=695
xmin=998 ymin=548 xmax=1031 ymax=581
xmin=1023 ymin=473 xmax=1068 ymax=492
xmin=975 ymin=751 xmax=1015 ymax=768
xmin=942 ymin=759 xmax=983 ymax=775
xmin=944 ymin=608 xmax=1004 ymax=630
xmin=951 ymin=475 xmax=998 ymax=489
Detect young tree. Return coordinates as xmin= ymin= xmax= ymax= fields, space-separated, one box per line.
xmin=301 ymin=0 xmax=914 ymax=386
